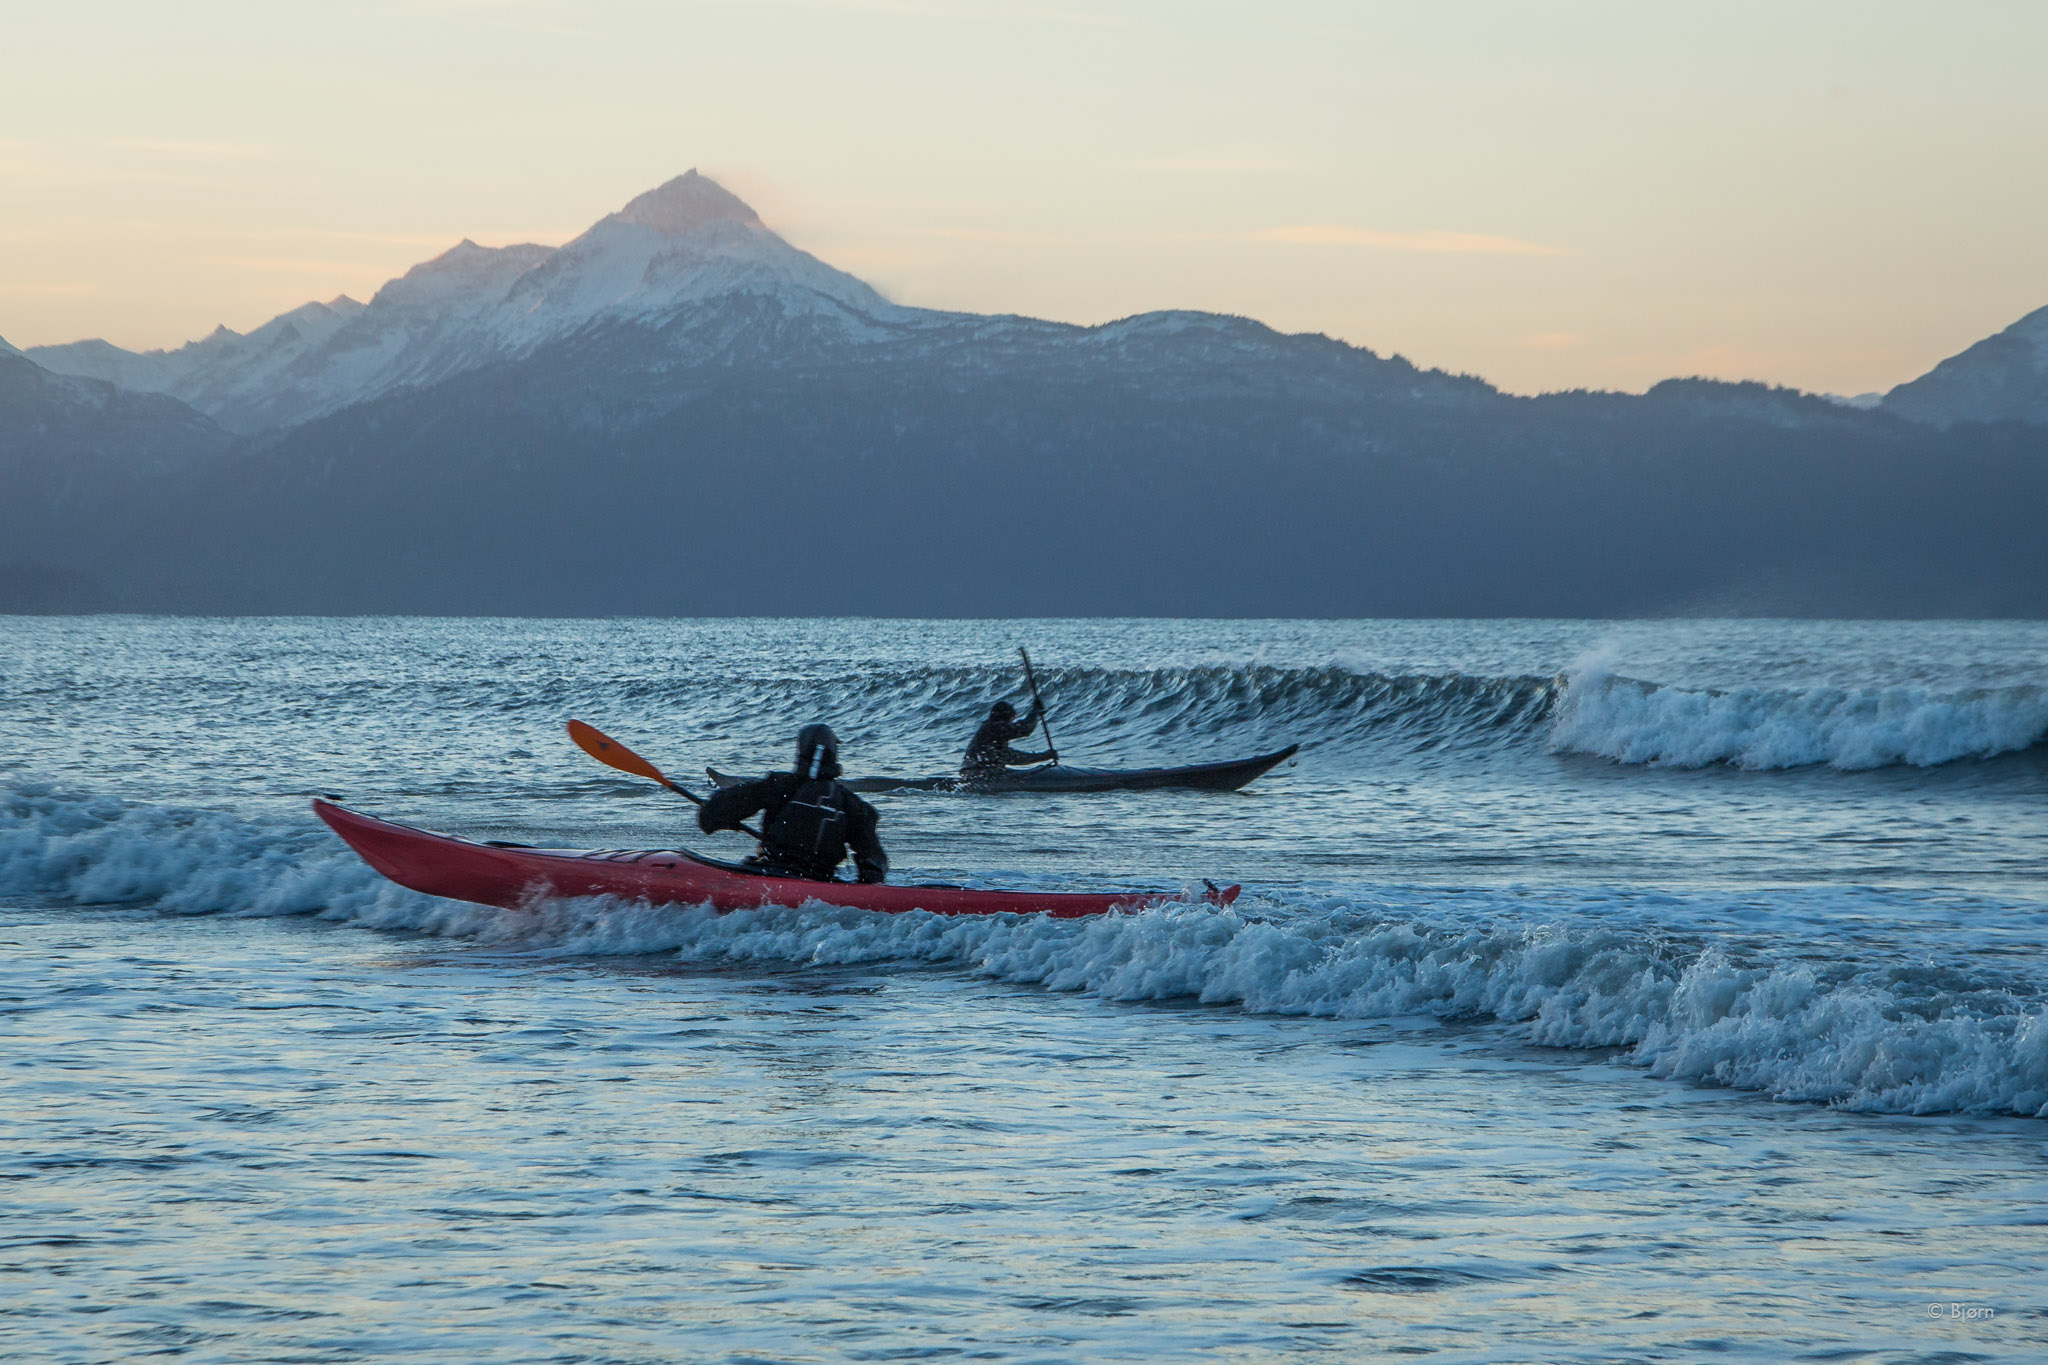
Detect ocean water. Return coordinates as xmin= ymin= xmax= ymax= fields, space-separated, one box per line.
xmin=3 ymin=615 xmax=2045 ymax=1363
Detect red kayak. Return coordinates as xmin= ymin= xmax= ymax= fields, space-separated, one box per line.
xmin=314 ymin=800 xmax=1241 ymax=918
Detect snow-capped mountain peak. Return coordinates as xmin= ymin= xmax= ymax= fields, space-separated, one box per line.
xmin=500 ymin=173 xmax=889 ymax=333
xmin=604 ymin=169 xmax=761 ymax=236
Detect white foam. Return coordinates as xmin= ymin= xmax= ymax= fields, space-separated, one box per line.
xmin=0 ymin=783 xmax=434 ymax=922
xmin=447 ymin=892 xmax=2048 ymax=1117
xmin=1548 ymin=658 xmax=2048 ymax=769
xmin=5 ymin=783 xmax=2044 ymax=1119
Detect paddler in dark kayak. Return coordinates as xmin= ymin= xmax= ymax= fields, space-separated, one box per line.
xmin=698 ymin=723 xmax=889 ymax=883
xmin=961 ymin=700 xmax=1056 ymax=785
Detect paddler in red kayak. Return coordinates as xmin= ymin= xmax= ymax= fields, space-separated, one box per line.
xmin=698 ymin=724 xmax=889 ymax=883
xmin=961 ymin=700 xmax=1056 ymax=785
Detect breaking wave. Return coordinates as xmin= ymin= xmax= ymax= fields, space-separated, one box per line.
xmin=0 ymin=782 xmax=441 ymax=923
xmin=6 ymin=781 xmax=2045 ymax=1120
xmin=1549 ymin=661 xmax=2048 ymax=770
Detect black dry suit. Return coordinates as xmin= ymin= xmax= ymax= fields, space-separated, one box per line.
xmin=960 ymin=701 xmax=1054 ymax=782
xmin=698 ymin=724 xmax=888 ymax=884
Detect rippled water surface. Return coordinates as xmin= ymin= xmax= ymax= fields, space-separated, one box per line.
xmin=4 ymin=616 xmax=2046 ymax=1362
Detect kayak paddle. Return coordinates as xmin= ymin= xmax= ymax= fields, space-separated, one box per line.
xmin=1018 ymin=647 xmax=1059 ymax=764
xmin=566 ymin=719 xmax=766 ymax=842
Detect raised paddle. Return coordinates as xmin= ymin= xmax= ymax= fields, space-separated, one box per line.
xmin=1018 ymin=647 xmax=1059 ymax=765
xmin=566 ymin=719 xmax=766 ymax=843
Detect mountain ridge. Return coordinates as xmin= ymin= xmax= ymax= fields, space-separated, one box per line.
xmin=4 ymin=171 xmax=2043 ymax=616
xmin=23 ymin=170 xmax=2048 ymax=433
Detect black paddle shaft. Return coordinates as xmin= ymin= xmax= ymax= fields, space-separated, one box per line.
xmin=1018 ymin=648 xmax=1059 ymax=763
xmin=657 ymin=775 xmax=768 ymax=845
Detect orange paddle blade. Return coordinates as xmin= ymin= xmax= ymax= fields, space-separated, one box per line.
xmin=566 ymin=719 xmax=670 ymax=787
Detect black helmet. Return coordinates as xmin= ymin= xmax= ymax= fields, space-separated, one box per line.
xmin=795 ymin=723 xmax=841 ymax=780
xmin=989 ymin=700 xmax=1016 ymax=722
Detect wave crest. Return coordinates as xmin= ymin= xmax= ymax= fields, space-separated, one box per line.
xmin=1547 ymin=662 xmax=2048 ymax=769
xmin=670 ymin=661 xmax=1556 ymax=761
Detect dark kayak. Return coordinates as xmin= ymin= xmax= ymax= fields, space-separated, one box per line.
xmin=708 ymin=744 xmax=1299 ymax=795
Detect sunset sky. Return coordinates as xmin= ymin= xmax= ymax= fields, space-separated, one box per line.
xmin=4 ymin=0 xmax=2044 ymax=395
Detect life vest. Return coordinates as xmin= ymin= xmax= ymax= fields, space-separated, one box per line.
xmin=762 ymin=778 xmax=850 ymax=868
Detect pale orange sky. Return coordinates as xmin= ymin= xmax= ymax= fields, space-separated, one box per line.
xmin=3 ymin=0 xmax=2045 ymax=396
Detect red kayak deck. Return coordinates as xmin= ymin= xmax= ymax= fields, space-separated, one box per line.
xmin=314 ymin=800 xmax=1241 ymax=918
